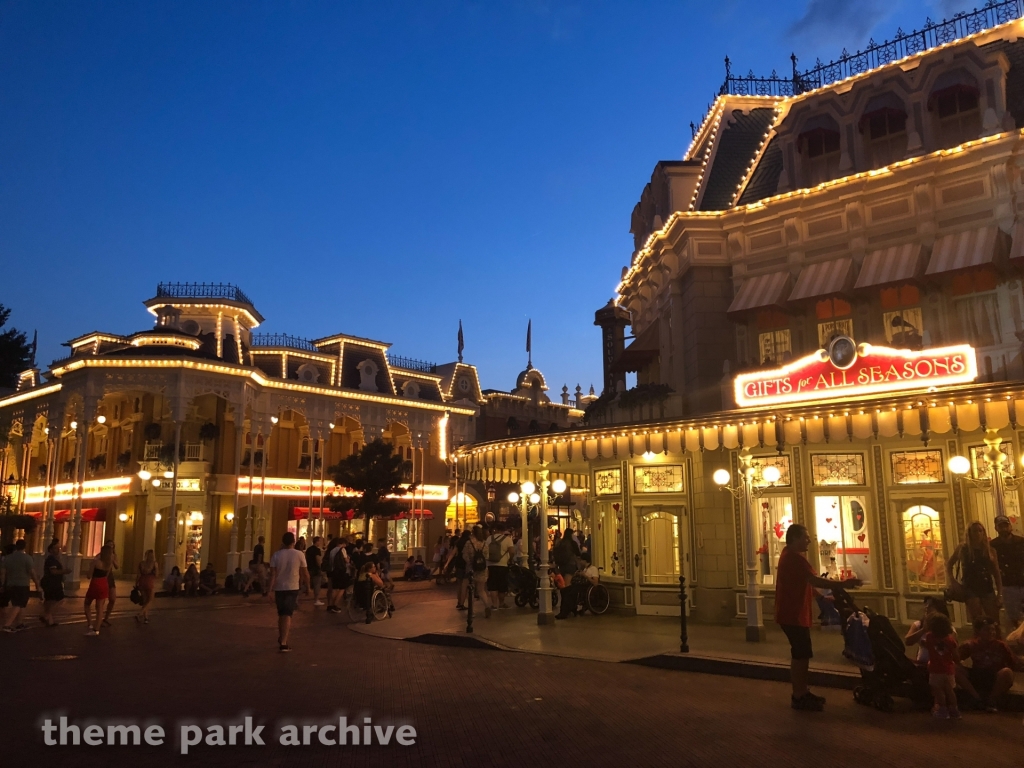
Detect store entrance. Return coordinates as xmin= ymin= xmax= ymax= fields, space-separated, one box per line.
xmin=634 ymin=505 xmax=684 ymax=616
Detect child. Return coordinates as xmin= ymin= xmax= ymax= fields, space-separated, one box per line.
xmin=920 ymin=612 xmax=960 ymax=719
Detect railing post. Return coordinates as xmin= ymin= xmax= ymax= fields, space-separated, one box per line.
xmin=679 ymin=575 xmax=690 ymax=653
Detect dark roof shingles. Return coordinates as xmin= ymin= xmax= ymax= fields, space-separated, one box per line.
xmin=697 ymin=108 xmax=775 ymax=212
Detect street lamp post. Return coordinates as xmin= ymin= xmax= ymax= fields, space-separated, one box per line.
xmin=507 ymin=480 xmax=540 ymax=568
xmin=713 ymin=448 xmax=780 ymax=642
xmin=948 ymin=429 xmax=1024 ymax=521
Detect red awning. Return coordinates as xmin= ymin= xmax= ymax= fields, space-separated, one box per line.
xmin=396 ymin=509 xmax=434 ymax=520
xmin=290 ymin=507 xmax=352 ymax=520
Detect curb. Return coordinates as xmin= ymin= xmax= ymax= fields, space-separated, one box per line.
xmin=629 ymin=653 xmax=859 ymax=690
xmin=406 ymin=632 xmax=503 ymax=651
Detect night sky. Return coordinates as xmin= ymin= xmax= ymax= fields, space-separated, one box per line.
xmin=1 ymin=1 xmax=964 ymax=394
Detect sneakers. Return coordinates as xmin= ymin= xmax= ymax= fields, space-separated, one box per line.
xmin=279 ymin=644 xmax=291 ymax=653
xmin=791 ymin=692 xmax=826 ymax=711
xmin=101 ymin=619 xmax=111 ymax=627
xmin=1 ymin=626 xmax=14 ymax=633
xmin=13 ymin=624 xmax=26 ymax=631
xmin=984 ymin=699 xmax=999 ymax=713
xmin=313 ymin=600 xmax=324 ymax=606
xmin=949 ymin=707 xmax=962 ymax=720
xmin=326 ymin=605 xmax=341 ymax=613
xmin=498 ymin=603 xmax=509 ymax=610
xmin=456 ymin=605 xmax=467 ymax=611
xmin=85 ymin=629 xmax=100 ymax=637
xmin=932 ymin=706 xmax=949 ymax=720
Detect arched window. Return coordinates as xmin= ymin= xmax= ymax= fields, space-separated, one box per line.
xmin=858 ymin=93 xmax=907 ymax=168
xmin=797 ymin=115 xmax=841 ymax=186
xmin=929 ymin=71 xmax=980 ymax=149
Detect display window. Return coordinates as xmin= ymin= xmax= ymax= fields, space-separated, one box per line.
xmin=758 ymin=495 xmax=794 ymax=585
xmin=595 ymin=501 xmax=625 ymax=578
xmin=814 ymin=495 xmax=872 ymax=583
xmin=902 ymin=504 xmax=946 ymax=593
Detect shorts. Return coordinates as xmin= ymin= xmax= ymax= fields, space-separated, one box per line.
xmin=85 ymin=578 xmax=109 ymax=602
xmin=330 ymin=571 xmax=350 ymax=590
xmin=486 ymin=565 xmax=509 ymax=593
xmin=308 ymin=569 xmax=321 ymax=583
xmin=275 ymin=590 xmax=299 ymax=617
xmin=780 ymin=624 xmax=813 ymax=660
xmin=455 ymin=567 xmax=467 ymax=580
xmin=968 ymin=667 xmax=999 ymax=696
xmin=929 ymin=672 xmax=955 ymax=688
xmin=5 ymin=585 xmax=29 ymax=608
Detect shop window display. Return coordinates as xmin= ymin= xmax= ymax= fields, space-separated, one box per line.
xmin=758 ymin=495 xmax=794 ymax=585
xmin=814 ymin=495 xmax=872 ymax=583
xmin=902 ymin=504 xmax=946 ymax=593
xmin=596 ymin=501 xmax=625 ymax=577
xmin=594 ymin=468 xmax=622 ymax=496
xmin=632 ymin=464 xmax=684 ymax=494
xmin=751 ymin=455 xmax=791 ymax=488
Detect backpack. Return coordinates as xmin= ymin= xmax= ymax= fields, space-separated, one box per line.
xmin=470 ymin=542 xmax=487 ymax=574
xmin=322 ymin=548 xmax=334 ymax=575
xmin=487 ymin=535 xmax=507 ymax=564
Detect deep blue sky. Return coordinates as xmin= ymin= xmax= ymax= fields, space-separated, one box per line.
xmin=1 ymin=0 xmax=963 ymax=394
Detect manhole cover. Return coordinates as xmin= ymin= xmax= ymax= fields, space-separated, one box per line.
xmin=31 ymin=655 xmax=78 ymax=661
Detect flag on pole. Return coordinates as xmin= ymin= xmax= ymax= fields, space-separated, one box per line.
xmin=526 ymin=319 xmax=532 ymax=367
xmin=457 ymin=320 xmax=464 ymax=363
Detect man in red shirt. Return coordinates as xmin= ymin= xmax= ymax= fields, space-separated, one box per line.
xmin=775 ymin=524 xmax=861 ymax=711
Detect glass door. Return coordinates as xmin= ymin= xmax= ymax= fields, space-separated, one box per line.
xmin=635 ymin=506 xmax=683 ymax=616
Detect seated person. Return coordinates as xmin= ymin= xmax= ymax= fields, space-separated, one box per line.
xmin=198 ymin=563 xmax=219 ymax=596
xmin=411 ymin=557 xmax=431 ymax=580
xmin=355 ymin=562 xmax=386 ymax=624
xmin=403 ymin=556 xmax=417 ymax=580
xmin=163 ymin=566 xmax=182 ymax=597
xmin=958 ymin=617 xmax=1024 ymax=712
xmin=182 ymin=563 xmax=200 ymax=597
xmin=225 ymin=566 xmax=245 ymax=593
xmin=905 ymin=596 xmax=982 ymax=703
xmin=581 ymin=554 xmax=600 ymax=586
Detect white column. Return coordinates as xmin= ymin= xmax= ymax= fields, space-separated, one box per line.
xmin=225 ymin=421 xmax=244 ymax=574
xmin=162 ymin=420 xmax=183 ymax=576
xmin=66 ymin=397 xmax=96 ymax=589
xmin=257 ymin=427 xmax=270 ymax=539
xmin=537 ymin=468 xmax=554 ymax=625
xmin=240 ymin=421 xmax=256 ymax=564
xmin=40 ymin=431 xmax=57 ymax=552
xmin=739 ymin=450 xmax=766 ymax=642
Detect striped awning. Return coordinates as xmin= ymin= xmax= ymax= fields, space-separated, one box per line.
xmin=925 ymin=226 xmax=1000 ymax=276
xmin=727 ymin=271 xmax=791 ymax=314
xmin=854 ymin=243 xmax=925 ymax=289
xmin=788 ymin=257 xmax=854 ymax=302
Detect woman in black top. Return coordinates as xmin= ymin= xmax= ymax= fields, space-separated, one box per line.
xmin=40 ymin=539 xmax=65 ymax=626
xmin=947 ymin=521 xmax=1003 ymax=622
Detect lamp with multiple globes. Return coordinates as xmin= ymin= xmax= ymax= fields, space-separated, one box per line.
xmin=948 ymin=432 xmax=1024 ymax=522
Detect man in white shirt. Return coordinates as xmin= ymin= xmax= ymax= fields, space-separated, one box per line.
xmin=485 ymin=526 xmax=516 ymax=610
xmin=268 ymin=532 xmax=309 ymax=652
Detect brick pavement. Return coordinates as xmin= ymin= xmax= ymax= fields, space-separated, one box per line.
xmin=2 ymin=583 xmax=1022 ymax=767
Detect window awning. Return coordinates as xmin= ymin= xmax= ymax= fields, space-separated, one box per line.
xmin=290 ymin=507 xmax=352 ymax=520
xmin=854 ymin=243 xmax=926 ymax=289
xmin=788 ymin=257 xmax=854 ymax=302
xmin=396 ymin=510 xmax=434 ymax=520
xmin=33 ymin=508 xmax=105 ymax=522
xmin=925 ymin=226 xmax=1003 ymax=276
xmin=613 ymin=321 xmax=660 ymax=373
xmin=727 ymin=270 xmax=792 ymax=314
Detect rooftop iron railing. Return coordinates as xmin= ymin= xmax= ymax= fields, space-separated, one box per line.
xmin=691 ymin=0 xmax=1023 ymax=137
xmin=155 ymin=282 xmax=255 ymax=306
xmin=387 ymin=354 xmax=437 ymax=373
xmin=250 ymin=333 xmax=318 ymax=351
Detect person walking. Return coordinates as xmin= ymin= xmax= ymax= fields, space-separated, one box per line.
xmin=306 ymin=536 xmax=324 ymax=605
xmin=252 ymin=535 xmax=266 ymax=565
xmin=268 ymin=531 xmax=308 ymax=652
xmin=775 ymin=524 xmax=861 ymax=711
xmin=947 ymin=521 xmax=1003 ymax=622
xmin=135 ymin=549 xmax=159 ymax=624
xmin=990 ymin=515 xmax=1024 ymax=629
xmin=485 ymin=526 xmax=515 ymax=609
xmin=452 ymin=530 xmax=471 ymax=610
xmin=40 ymin=539 xmax=65 ymax=627
xmin=101 ymin=539 xmax=119 ymax=627
xmin=464 ymin=525 xmax=492 ymax=618
xmin=554 ymin=528 xmax=581 ymax=619
xmin=1 ymin=540 xmax=41 ymax=632
xmin=83 ymin=545 xmax=115 ymax=636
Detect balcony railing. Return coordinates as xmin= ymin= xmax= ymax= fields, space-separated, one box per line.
xmin=387 ymin=354 xmax=437 ymax=373
xmin=143 ymin=442 xmax=163 ymax=461
xmin=144 ymin=441 xmax=204 ymax=462
xmin=155 ymin=282 xmax=254 ymax=306
xmin=251 ymin=333 xmax=318 ymax=352
xmin=184 ymin=443 xmax=204 ymax=462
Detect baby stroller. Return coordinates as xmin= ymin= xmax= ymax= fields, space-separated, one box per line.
xmin=831 ymin=586 xmax=930 ymax=712
xmin=510 ymin=564 xmax=559 ymax=609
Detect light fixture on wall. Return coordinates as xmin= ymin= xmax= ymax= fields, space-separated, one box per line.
xmin=137 ymin=470 xmax=152 ymax=481
xmin=118 ymin=512 xmax=129 ymax=522
xmin=154 ymin=513 xmax=162 ymax=522
xmin=271 ymin=416 xmax=279 ymax=424
xmin=70 ymin=421 xmax=78 ymax=430
xmin=152 ymin=479 xmax=161 ymax=488
xmin=226 ymin=512 xmax=234 ymax=522
xmin=163 ymin=471 xmax=174 ymax=479
xmin=96 ymin=415 xmax=107 ymax=424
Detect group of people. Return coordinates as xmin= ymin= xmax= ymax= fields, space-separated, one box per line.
xmin=433 ymin=523 xmax=598 ymax=620
xmin=775 ymin=516 xmax=1024 ymax=718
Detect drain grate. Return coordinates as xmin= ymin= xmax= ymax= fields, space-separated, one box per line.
xmin=31 ymin=655 xmax=78 ymax=661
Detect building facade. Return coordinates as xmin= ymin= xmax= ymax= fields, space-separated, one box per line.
xmin=457 ymin=6 xmax=1024 ymax=631
xmin=0 ymin=283 xmax=480 ymax=585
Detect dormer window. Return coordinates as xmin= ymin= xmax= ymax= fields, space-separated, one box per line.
xmin=798 ymin=118 xmax=841 ymax=186
xmin=864 ymin=110 xmax=907 ymax=167
xmin=929 ymin=73 xmax=980 ymax=149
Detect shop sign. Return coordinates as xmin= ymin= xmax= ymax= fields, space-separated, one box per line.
xmin=734 ymin=337 xmax=977 ymax=408
xmin=24 ymin=476 xmax=132 ymax=504
xmin=176 ymin=478 xmax=203 ymax=493
xmin=236 ymin=477 xmax=449 ymax=501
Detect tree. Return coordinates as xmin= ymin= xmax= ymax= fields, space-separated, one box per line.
xmin=328 ymin=439 xmax=410 ymax=539
xmin=0 ymin=305 xmax=32 ymax=390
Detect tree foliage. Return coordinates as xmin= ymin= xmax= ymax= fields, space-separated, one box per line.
xmin=0 ymin=305 xmax=32 ymax=390
xmin=328 ymin=439 xmax=410 ymax=538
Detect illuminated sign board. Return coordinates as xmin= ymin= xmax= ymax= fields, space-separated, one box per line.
xmin=236 ymin=477 xmax=450 ymax=501
xmin=176 ymin=478 xmax=202 ymax=493
xmin=24 ymin=476 xmax=133 ymax=505
xmin=734 ymin=339 xmax=977 ymax=408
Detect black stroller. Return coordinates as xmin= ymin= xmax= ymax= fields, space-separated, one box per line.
xmin=509 ymin=564 xmax=559 ymax=609
xmin=831 ymin=587 xmax=930 ymax=712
